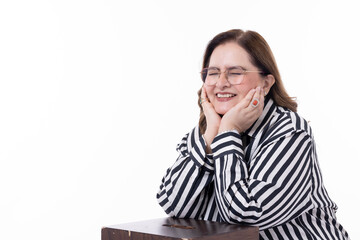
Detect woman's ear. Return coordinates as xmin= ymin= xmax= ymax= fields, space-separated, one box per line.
xmin=263 ymin=74 xmax=275 ymax=95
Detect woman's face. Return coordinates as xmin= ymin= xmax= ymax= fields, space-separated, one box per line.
xmin=204 ymin=42 xmax=265 ymax=115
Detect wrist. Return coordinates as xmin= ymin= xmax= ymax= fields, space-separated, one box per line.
xmin=204 ymin=129 xmax=217 ymax=146
xmin=218 ymin=128 xmax=240 ymax=135
xmin=218 ymin=123 xmax=242 ymax=135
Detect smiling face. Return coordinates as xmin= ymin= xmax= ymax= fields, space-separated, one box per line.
xmin=204 ymin=41 xmax=266 ymax=115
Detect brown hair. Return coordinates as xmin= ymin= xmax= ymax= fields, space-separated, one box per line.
xmin=198 ymin=29 xmax=297 ymax=134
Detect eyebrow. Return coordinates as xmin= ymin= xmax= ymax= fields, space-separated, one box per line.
xmin=207 ymin=65 xmax=245 ymax=70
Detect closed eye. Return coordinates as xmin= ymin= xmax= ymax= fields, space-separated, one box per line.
xmin=228 ymin=72 xmax=243 ymax=75
xmin=208 ymin=72 xmax=220 ymax=76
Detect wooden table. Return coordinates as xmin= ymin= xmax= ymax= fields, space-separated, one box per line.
xmin=102 ymin=217 xmax=259 ymax=240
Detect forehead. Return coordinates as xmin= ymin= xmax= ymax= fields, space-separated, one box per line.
xmin=209 ymin=42 xmax=253 ymax=69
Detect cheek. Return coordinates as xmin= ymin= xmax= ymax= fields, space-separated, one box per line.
xmin=205 ymin=86 xmax=215 ymax=99
xmin=245 ymin=77 xmax=259 ymax=87
xmin=236 ymin=78 xmax=261 ymax=93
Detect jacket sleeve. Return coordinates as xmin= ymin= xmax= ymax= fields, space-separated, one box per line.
xmin=211 ymin=129 xmax=313 ymax=229
xmin=156 ymin=126 xmax=215 ymax=218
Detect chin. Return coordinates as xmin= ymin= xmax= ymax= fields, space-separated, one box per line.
xmin=215 ymin=106 xmax=231 ymax=115
xmin=214 ymin=101 xmax=238 ymax=115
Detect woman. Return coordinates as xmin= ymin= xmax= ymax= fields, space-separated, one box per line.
xmin=156 ymin=29 xmax=350 ymax=239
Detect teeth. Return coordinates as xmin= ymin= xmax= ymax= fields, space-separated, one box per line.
xmin=217 ymin=93 xmax=235 ymax=98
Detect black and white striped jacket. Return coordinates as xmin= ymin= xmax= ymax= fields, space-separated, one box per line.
xmin=157 ymin=98 xmax=349 ymax=239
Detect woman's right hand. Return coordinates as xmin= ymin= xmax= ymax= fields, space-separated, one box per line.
xmin=201 ymin=86 xmax=221 ymax=153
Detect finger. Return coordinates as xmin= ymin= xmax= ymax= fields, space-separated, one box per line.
xmin=249 ymin=87 xmax=262 ymax=108
xmin=200 ymin=88 xmax=220 ymax=125
xmin=201 ymin=85 xmax=207 ymax=99
xmin=200 ymin=86 xmax=212 ymax=113
xmin=259 ymin=87 xmax=265 ymax=107
xmin=240 ymin=88 xmax=256 ymax=108
xmin=257 ymin=87 xmax=265 ymax=108
xmin=201 ymin=86 xmax=212 ymax=107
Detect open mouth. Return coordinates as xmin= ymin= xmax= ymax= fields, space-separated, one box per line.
xmin=216 ymin=93 xmax=236 ymax=98
xmin=216 ymin=93 xmax=237 ymax=102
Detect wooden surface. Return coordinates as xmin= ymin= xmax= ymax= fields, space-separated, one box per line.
xmin=102 ymin=217 xmax=259 ymax=240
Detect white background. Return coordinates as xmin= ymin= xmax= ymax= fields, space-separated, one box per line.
xmin=0 ymin=0 xmax=359 ymax=239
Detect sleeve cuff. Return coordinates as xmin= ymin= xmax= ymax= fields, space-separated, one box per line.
xmin=211 ymin=130 xmax=245 ymax=159
xmin=188 ymin=134 xmax=214 ymax=172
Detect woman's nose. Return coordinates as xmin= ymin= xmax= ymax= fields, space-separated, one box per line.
xmin=216 ymin=72 xmax=231 ymax=88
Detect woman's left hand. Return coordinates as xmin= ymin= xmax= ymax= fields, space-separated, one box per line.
xmin=218 ymin=86 xmax=265 ymax=134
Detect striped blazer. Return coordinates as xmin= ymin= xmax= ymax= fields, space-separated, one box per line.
xmin=157 ymin=98 xmax=350 ymax=239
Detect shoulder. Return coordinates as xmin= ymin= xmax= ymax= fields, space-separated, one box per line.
xmin=268 ymin=106 xmax=313 ymax=139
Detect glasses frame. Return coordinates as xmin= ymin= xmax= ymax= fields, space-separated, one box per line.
xmin=200 ymin=66 xmax=264 ymax=86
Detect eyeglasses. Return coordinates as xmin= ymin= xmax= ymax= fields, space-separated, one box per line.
xmin=200 ymin=66 xmax=263 ymax=85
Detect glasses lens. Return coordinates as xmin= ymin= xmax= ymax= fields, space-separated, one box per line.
xmin=227 ymin=68 xmax=244 ymax=84
xmin=205 ymin=68 xmax=219 ymax=85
